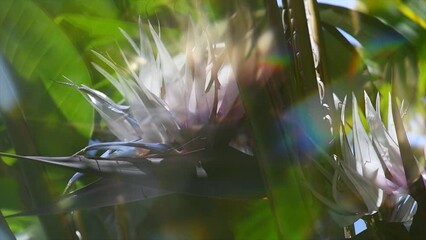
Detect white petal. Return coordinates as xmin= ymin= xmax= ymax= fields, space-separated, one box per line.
xmin=365 ymin=92 xmax=406 ymax=188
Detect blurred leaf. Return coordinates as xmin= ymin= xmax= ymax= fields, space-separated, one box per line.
xmin=55 ymin=14 xmax=138 ymax=48
xmin=0 ymin=211 xmax=15 ymax=240
xmin=419 ymin=58 xmax=426 ymax=97
xmin=358 ymin=0 xmax=426 ymax=34
xmin=0 ymin=145 xmax=265 ymax=216
xmin=129 ymin=0 xmax=193 ymax=17
xmin=0 ymin=52 xmax=77 ymax=238
xmin=1 ymin=209 xmax=42 ymax=239
xmin=391 ymin=91 xmax=421 ymax=186
xmin=322 ymin=24 xmax=372 ymax=99
xmin=0 ymin=121 xmax=11 ymax=152
xmin=319 ymin=4 xmax=419 ymax=103
xmin=397 ymin=1 xmax=426 ymax=29
xmin=358 ymin=0 xmax=426 ymax=102
xmin=68 ymin=0 xmax=120 ymax=18
xmin=31 ymin=0 xmax=118 ymax=18
xmin=0 ymin=178 xmax=23 ymax=210
xmin=6 ymin=178 xmax=172 ymax=217
xmin=0 ymin=0 xmax=93 ymax=155
xmin=233 ymin=200 xmax=278 ymax=240
xmin=129 ymin=0 xmax=168 ymax=15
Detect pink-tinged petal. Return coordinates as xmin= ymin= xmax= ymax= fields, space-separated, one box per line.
xmin=364 ymin=92 xmax=407 ymax=188
xmin=422 ymin=171 xmax=426 ymax=188
xmin=340 ymin=132 xmax=383 ymax=212
xmin=352 ymin=94 xmax=390 ymax=192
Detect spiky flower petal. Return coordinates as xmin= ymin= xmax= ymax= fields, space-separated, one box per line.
xmin=313 ymin=92 xmax=423 ymax=226
xmin=79 ymin=21 xmax=244 ymax=148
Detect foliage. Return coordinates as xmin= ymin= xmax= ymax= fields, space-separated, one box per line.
xmin=0 ymin=0 xmax=425 ymax=239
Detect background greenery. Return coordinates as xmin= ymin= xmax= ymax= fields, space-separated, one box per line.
xmin=0 ymin=0 xmax=425 ymax=239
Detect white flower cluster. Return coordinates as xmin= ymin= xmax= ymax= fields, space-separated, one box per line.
xmin=77 ymin=21 xmax=245 ymax=148
xmin=313 ymin=92 xmax=424 ymax=226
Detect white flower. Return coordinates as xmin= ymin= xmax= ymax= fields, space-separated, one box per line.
xmin=312 ymin=92 xmax=422 ymax=226
xmin=76 ymin=21 xmax=244 ymax=150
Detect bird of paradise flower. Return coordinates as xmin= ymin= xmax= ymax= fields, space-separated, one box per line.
xmin=309 ymin=91 xmax=425 ymax=230
xmin=0 ymin=19 xmax=271 ymax=216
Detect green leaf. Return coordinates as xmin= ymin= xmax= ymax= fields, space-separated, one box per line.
xmin=0 ymin=211 xmax=15 ymax=240
xmin=129 ymin=0 xmax=194 ymax=17
xmin=233 ymin=200 xmax=278 ymax=240
xmin=0 ymin=52 xmax=77 ymax=238
xmin=321 ymin=24 xmax=372 ymax=99
xmin=0 ymin=177 xmax=23 ymax=210
xmin=55 ymin=14 xmax=138 ymax=48
xmin=0 ymin=0 xmax=93 ymax=154
xmin=5 ymin=178 xmax=173 ymax=217
xmin=390 ymin=91 xmax=421 ymax=186
xmin=319 ymin=4 xmax=419 ymax=103
xmin=69 ymin=0 xmax=119 ymax=18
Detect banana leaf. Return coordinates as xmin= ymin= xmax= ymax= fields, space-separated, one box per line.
xmin=0 ymin=53 xmax=77 ymax=238
xmin=0 ymin=0 xmax=93 ymax=155
xmin=319 ymin=4 xmax=418 ymax=104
